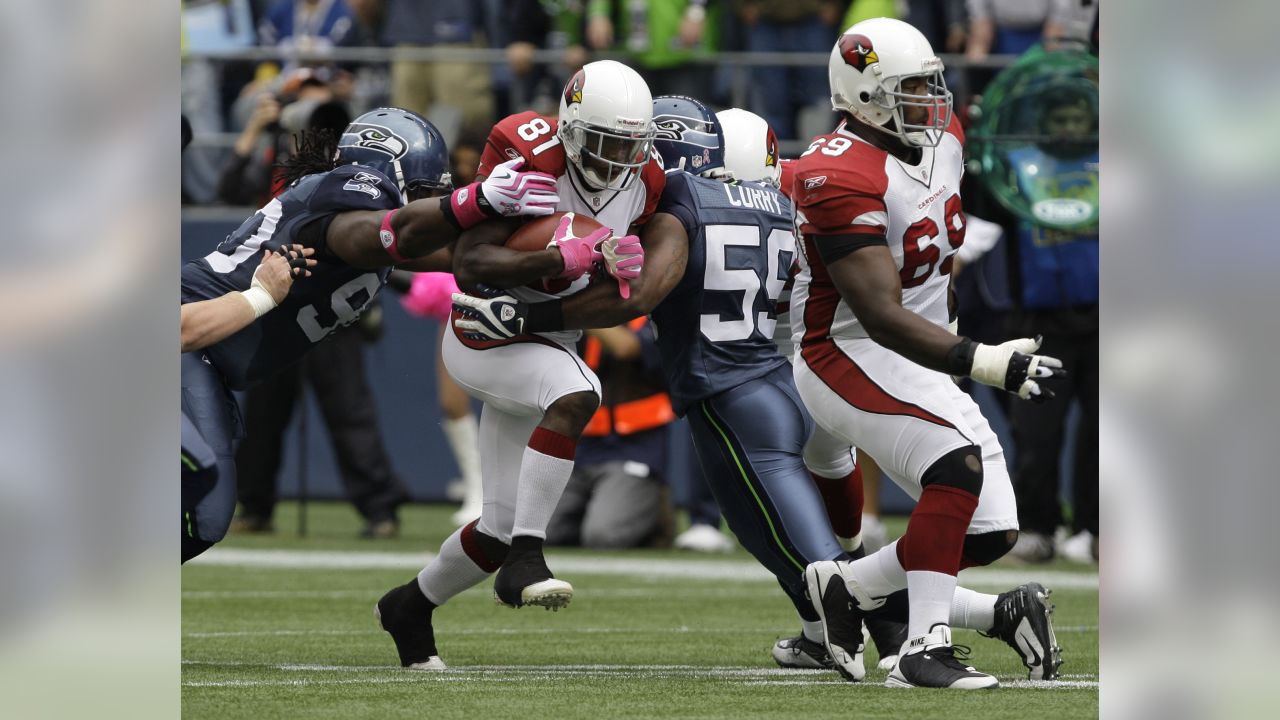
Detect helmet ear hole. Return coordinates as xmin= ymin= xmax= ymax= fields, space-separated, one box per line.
xmin=859 ymin=91 xmax=872 ymax=103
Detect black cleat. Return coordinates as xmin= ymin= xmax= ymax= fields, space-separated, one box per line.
xmin=772 ymin=634 xmax=835 ymax=670
xmin=804 ymin=561 xmax=868 ymax=681
xmin=886 ymin=625 xmax=998 ymax=689
xmin=866 ymin=616 xmax=908 ymax=671
xmin=982 ymin=582 xmax=1063 ymax=680
xmin=493 ymin=542 xmax=572 ymax=610
xmin=374 ymin=579 xmax=445 ymax=670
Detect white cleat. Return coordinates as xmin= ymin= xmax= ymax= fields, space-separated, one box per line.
xmin=803 ymin=560 xmax=868 ymax=682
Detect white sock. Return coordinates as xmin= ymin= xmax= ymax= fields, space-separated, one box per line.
xmin=839 ymin=531 xmax=862 ymax=553
xmin=845 ymin=540 xmax=908 ymax=598
xmin=801 ymin=619 xmax=825 ymax=643
xmin=950 ymin=587 xmax=998 ymax=631
xmin=906 ymin=570 xmax=957 ymax=645
xmin=511 ymin=445 xmax=575 ymax=539
xmin=443 ymin=414 xmax=482 ymax=506
xmin=417 ymin=525 xmax=492 ymax=606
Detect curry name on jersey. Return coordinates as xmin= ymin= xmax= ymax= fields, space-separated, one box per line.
xmin=180 ymin=164 xmax=400 ymax=389
xmin=649 ymin=170 xmax=795 ymax=415
xmin=789 ymin=117 xmax=967 ymax=350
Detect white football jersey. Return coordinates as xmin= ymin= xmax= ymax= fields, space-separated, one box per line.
xmin=788 ymin=118 xmax=967 ymax=347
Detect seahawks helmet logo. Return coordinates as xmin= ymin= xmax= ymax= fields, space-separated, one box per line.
xmin=340 ymin=123 xmax=407 ymax=159
xmin=838 ymin=33 xmax=879 ymax=72
xmin=653 ymin=114 xmax=719 ymax=148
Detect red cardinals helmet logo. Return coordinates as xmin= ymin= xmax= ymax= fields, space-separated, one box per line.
xmin=563 ymin=70 xmax=584 ymax=106
xmin=839 ymin=34 xmax=879 ymax=72
xmin=764 ymin=126 xmax=778 ymax=168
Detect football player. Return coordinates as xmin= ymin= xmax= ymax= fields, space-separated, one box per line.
xmin=179 ymin=107 xmax=560 ymax=563
xmin=458 ymin=99 xmax=1060 ymax=683
xmin=372 ymin=61 xmax=657 ymax=671
xmin=790 ymin=19 xmax=1064 ymax=688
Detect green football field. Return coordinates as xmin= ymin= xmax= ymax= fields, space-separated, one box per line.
xmin=182 ymin=503 xmax=1098 ymax=719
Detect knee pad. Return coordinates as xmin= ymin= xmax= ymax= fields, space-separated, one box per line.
xmin=961 ymin=529 xmax=1018 ymax=567
xmin=920 ymin=445 xmax=983 ymax=496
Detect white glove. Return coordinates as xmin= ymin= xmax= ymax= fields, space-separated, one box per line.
xmin=449 ymin=158 xmax=560 ymax=229
xmin=967 ymin=336 xmax=1066 ymax=402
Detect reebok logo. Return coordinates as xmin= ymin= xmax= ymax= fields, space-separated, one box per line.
xmin=456 ymin=188 xmax=469 ymax=204
xmin=804 ymin=175 xmax=827 ymax=190
xmin=500 ymin=305 xmax=516 ymax=321
xmin=379 ymin=228 xmax=395 ymax=249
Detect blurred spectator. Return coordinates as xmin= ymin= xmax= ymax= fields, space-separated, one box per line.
xmin=672 ymin=438 xmax=734 ymax=553
xmin=843 ymin=1 xmax=968 ymax=54
xmin=547 ymin=320 xmax=676 ymax=549
xmin=964 ymin=0 xmax=1086 ymax=62
xmin=488 ymin=0 xmax=586 ymax=118
xmin=233 ymin=321 xmax=411 ymax=538
xmin=383 ymin=0 xmax=494 ymax=139
xmin=736 ymin=0 xmax=843 ymax=140
xmin=258 ymin=0 xmax=356 ymax=51
xmin=585 ymin=0 xmax=719 ymax=99
xmin=216 ymin=68 xmax=348 ymax=206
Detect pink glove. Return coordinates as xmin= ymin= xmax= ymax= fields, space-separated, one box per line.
xmin=400 ymin=272 xmax=460 ymax=322
xmin=601 ymin=234 xmax=644 ymax=299
xmin=548 ymin=213 xmax=611 ymax=280
xmin=449 ymin=158 xmax=560 ymax=230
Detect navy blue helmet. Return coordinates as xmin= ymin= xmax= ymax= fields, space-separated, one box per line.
xmin=336 ymin=108 xmax=452 ymax=200
xmin=651 ymin=95 xmax=724 ymax=176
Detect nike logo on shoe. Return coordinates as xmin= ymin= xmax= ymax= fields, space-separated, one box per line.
xmin=1014 ymin=617 xmax=1043 ymax=669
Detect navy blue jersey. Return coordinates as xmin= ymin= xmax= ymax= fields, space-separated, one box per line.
xmin=649 ymin=170 xmax=796 ymax=415
xmin=181 ymin=165 xmax=401 ymax=390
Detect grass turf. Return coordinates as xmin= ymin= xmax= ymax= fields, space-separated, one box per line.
xmin=182 ymin=502 xmax=1098 ymax=719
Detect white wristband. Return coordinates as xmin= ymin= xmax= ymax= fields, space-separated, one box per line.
xmin=239 ymin=286 xmax=278 ymax=319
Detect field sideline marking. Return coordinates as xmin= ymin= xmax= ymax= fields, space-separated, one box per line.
xmin=189 ymin=548 xmax=1098 ymax=590
xmin=181 ymin=662 xmax=1097 ymax=689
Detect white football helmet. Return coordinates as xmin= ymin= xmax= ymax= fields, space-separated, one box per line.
xmin=558 ymin=60 xmax=656 ymax=191
xmin=714 ymin=108 xmax=781 ymax=186
xmin=828 ymin=17 xmax=952 ymax=148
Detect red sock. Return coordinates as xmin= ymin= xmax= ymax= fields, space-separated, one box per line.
xmin=898 ymin=484 xmax=979 ymax=575
xmin=811 ymin=467 xmax=864 ymax=539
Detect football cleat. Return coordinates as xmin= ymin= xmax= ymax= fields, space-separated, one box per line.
xmin=981 ymin=582 xmax=1063 ymax=680
xmin=493 ymin=548 xmax=573 ymax=610
xmin=866 ymin=616 xmax=908 ymax=671
xmin=374 ymin=579 xmax=446 ymax=670
xmin=804 ymin=560 xmax=869 ymax=682
xmin=772 ymin=634 xmax=835 ymax=670
xmin=886 ymin=625 xmax=998 ymax=689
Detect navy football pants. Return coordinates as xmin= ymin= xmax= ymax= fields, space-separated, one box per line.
xmin=686 ymin=365 xmax=845 ymax=615
xmin=181 ymin=351 xmax=243 ymax=562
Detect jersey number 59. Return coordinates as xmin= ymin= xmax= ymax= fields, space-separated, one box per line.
xmin=701 ymin=225 xmax=795 ymax=343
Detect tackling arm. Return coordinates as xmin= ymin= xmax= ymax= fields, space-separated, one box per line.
xmin=180 ymin=245 xmax=314 ymax=352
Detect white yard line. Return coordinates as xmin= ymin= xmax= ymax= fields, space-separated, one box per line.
xmin=189 ymin=547 xmax=1098 ymax=590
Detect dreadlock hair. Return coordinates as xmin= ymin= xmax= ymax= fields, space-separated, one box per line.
xmin=276 ymin=127 xmax=342 ymax=188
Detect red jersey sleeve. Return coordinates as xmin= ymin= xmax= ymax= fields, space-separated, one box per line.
xmin=477 ymin=111 xmax=563 ymax=179
xmin=632 ymin=157 xmax=668 ymax=226
xmin=778 ymin=159 xmax=796 ymax=202
xmin=792 ymin=139 xmax=890 ymax=240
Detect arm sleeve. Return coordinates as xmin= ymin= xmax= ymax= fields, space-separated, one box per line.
xmin=812 ymin=233 xmax=888 ymax=266
xmin=633 ymin=159 xmax=668 ymax=226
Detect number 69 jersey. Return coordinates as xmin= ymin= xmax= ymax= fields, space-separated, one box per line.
xmin=789 ymin=118 xmax=967 ymax=348
xmin=648 ymin=170 xmax=796 ymax=416
xmin=180 ymin=165 xmax=401 ymax=390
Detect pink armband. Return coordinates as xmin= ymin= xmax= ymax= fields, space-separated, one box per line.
xmin=379 ymin=209 xmax=408 ymax=264
xmin=448 ymin=183 xmax=488 ymax=230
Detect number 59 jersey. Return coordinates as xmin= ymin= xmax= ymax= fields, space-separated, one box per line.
xmin=180 ymin=165 xmax=401 ymax=390
xmin=789 ymin=119 xmax=967 ymax=348
xmin=648 ymin=170 xmax=796 ymax=416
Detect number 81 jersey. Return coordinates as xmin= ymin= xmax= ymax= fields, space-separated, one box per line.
xmin=180 ymin=165 xmax=400 ymax=390
xmin=789 ymin=118 xmax=967 ymax=346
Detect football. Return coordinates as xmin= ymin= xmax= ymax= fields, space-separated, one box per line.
xmin=505 ymin=211 xmax=608 ymax=294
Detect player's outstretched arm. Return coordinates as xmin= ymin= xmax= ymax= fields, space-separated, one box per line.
xmin=180 ymin=245 xmax=314 ymax=352
xmin=451 ymin=213 xmax=687 ymax=340
xmin=324 ymin=159 xmax=560 ymax=270
xmin=451 ymin=217 xmax=565 ymax=291
xmin=827 ymin=244 xmax=1065 ymax=402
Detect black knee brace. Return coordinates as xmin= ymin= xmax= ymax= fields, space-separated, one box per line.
xmin=919 ymin=445 xmax=984 ymax=496
xmin=961 ymin=529 xmax=1019 ymax=567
